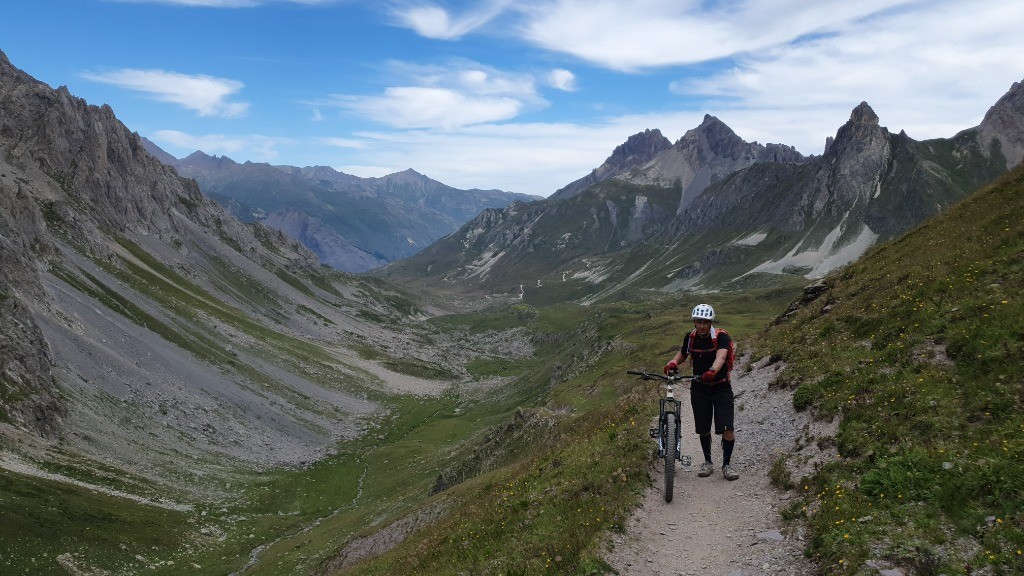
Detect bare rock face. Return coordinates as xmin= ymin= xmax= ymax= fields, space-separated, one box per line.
xmin=627 ymin=114 xmax=806 ymax=211
xmin=551 ymin=128 xmax=672 ymax=200
xmin=977 ymin=80 xmax=1024 ymax=169
xmin=0 ymin=48 xmax=324 ymax=439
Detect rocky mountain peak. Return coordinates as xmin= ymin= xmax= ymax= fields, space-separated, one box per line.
xmin=180 ymin=150 xmax=237 ymax=171
xmin=976 ymin=78 xmax=1024 ymax=169
xmin=612 ymin=128 xmax=673 ymax=162
xmin=549 ymin=128 xmax=671 ymax=199
xmin=849 ymin=101 xmax=880 ymax=125
xmin=826 ymin=101 xmax=889 ymax=163
xmin=677 ymin=114 xmax=744 ymax=152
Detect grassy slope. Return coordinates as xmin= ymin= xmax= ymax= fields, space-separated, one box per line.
xmin=756 ymin=165 xmax=1024 ymax=573
xmin=326 ymin=289 xmax=800 ymax=575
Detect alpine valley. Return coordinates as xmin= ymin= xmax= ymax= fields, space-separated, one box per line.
xmin=3 ymin=42 xmax=1024 ymax=576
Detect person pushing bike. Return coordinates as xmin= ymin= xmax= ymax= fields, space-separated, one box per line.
xmin=663 ymin=303 xmax=739 ymax=481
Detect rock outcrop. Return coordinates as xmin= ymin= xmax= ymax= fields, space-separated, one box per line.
xmin=626 ymin=114 xmax=806 ymax=212
xmin=976 ymin=80 xmax=1024 ymax=170
xmin=550 ymin=129 xmax=672 ymax=200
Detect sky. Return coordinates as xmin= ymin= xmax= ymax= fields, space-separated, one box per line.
xmin=4 ymin=1 xmax=1024 ymax=197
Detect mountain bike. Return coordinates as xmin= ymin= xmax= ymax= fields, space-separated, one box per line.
xmin=627 ymin=370 xmax=697 ymax=503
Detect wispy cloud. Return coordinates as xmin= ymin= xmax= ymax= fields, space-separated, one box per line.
xmin=519 ymin=0 xmax=917 ymax=72
xmin=320 ymin=137 xmax=366 ymax=149
xmin=391 ymin=1 xmax=512 ymax=40
xmin=82 ymin=69 xmax=249 ymax=117
xmin=322 ymin=60 xmax=545 ymax=129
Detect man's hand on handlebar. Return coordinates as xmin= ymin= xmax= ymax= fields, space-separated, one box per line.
xmin=663 ymin=360 xmax=678 ymax=375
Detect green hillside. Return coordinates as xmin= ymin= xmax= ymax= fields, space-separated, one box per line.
xmin=756 ymin=165 xmax=1024 ymax=573
xmin=308 ymin=288 xmax=801 ymax=575
xmin=327 ymin=166 xmax=1024 ymax=575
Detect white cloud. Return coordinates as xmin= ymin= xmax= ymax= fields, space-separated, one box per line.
xmin=519 ymin=0 xmax=918 ymax=72
xmin=320 ymin=137 xmax=366 ymax=149
xmin=323 ymin=60 xmax=545 ymax=129
xmin=340 ymin=86 xmax=522 ymax=129
xmin=391 ymin=1 xmax=512 ymax=40
xmin=547 ymin=69 xmax=577 ymax=91
xmin=82 ymin=69 xmax=249 ymax=117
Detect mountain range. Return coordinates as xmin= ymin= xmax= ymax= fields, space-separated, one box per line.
xmin=143 ymin=143 xmax=540 ymax=273
xmin=378 ymin=81 xmax=1024 ymax=304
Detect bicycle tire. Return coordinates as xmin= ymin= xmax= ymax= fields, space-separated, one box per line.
xmin=663 ymin=412 xmax=677 ymax=502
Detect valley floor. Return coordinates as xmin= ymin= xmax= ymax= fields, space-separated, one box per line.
xmin=602 ymin=358 xmax=826 ymax=576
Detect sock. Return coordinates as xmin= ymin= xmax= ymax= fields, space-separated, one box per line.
xmin=700 ymin=435 xmax=712 ymax=463
xmin=722 ymin=438 xmax=735 ymax=466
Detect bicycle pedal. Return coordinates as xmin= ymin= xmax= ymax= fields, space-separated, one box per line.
xmin=649 ymin=427 xmax=658 ymax=438
xmin=680 ymin=455 xmax=693 ymax=467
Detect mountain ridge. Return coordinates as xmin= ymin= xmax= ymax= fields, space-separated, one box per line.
xmin=379 ymin=81 xmax=1024 ymax=303
xmin=145 ymin=143 xmax=542 ymax=272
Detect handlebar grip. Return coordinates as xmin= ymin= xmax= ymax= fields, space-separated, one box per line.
xmin=626 ymin=370 xmax=645 ymax=375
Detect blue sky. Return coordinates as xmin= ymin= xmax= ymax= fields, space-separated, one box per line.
xmin=4 ymin=1 xmax=1024 ymax=196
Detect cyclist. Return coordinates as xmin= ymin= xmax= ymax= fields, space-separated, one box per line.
xmin=663 ymin=303 xmax=739 ymax=481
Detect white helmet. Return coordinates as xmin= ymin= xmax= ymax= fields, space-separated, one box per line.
xmin=691 ymin=303 xmax=715 ymax=321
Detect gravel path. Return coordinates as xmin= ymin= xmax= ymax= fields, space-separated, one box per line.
xmin=603 ymin=357 xmax=833 ymax=576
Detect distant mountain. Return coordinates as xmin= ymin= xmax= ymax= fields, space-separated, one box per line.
xmin=0 ymin=48 xmax=421 ymax=478
xmin=378 ymin=81 xmax=1024 ymax=303
xmin=142 ymin=142 xmax=542 ymax=272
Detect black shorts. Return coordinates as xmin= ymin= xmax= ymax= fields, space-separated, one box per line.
xmin=690 ymin=383 xmax=735 ymax=435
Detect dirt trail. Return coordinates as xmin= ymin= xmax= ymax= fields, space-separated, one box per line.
xmin=603 ymin=358 xmax=825 ymax=576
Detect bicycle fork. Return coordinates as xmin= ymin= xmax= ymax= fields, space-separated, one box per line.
xmin=649 ymin=400 xmax=691 ymax=466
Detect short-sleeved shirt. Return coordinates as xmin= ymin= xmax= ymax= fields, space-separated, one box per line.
xmin=680 ymin=328 xmax=731 ymax=384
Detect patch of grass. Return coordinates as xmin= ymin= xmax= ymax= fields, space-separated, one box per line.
xmin=769 ymin=455 xmax=795 ymax=490
xmin=0 ymin=467 xmax=190 ymax=575
xmin=758 ymin=166 xmax=1024 ymax=573
xmin=380 ymin=357 xmax=458 ymax=381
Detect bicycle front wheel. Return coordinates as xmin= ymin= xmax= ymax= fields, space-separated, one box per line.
xmin=663 ymin=412 xmax=677 ymax=502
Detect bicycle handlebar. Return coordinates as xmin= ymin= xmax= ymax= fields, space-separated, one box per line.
xmin=627 ymin=370 xmax=697 ymax=383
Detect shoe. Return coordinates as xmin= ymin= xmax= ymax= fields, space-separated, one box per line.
xmin=722 ymin=464 xmax=739 ymax=481
xmin=697 ymin=461 xmax=714 ymax=477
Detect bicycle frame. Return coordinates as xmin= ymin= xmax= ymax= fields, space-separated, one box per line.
xmin=653 ymin=383 xmax=689 ymax=466
xmin=628 ymin=370 xmax=697 ymax=502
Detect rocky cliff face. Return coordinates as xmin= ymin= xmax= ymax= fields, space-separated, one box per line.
xmin=976 ymin=80 xmax=1024 ymax=170
xmin=670 ymin=99 xmax=1011 ymax=284
xmin=626 ymin=115 xmax=806 ymax=211
xmin=550 ymin=129 xmax=672 ymax=200
xmin=0 ymin=49 xmax=407 ymax=474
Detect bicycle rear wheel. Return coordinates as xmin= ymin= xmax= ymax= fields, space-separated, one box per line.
xmin=663 ymin=412 xmax=677 ymax=502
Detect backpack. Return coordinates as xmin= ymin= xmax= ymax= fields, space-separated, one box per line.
xmin=686 ymin=327 xmax=735 ymax=373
